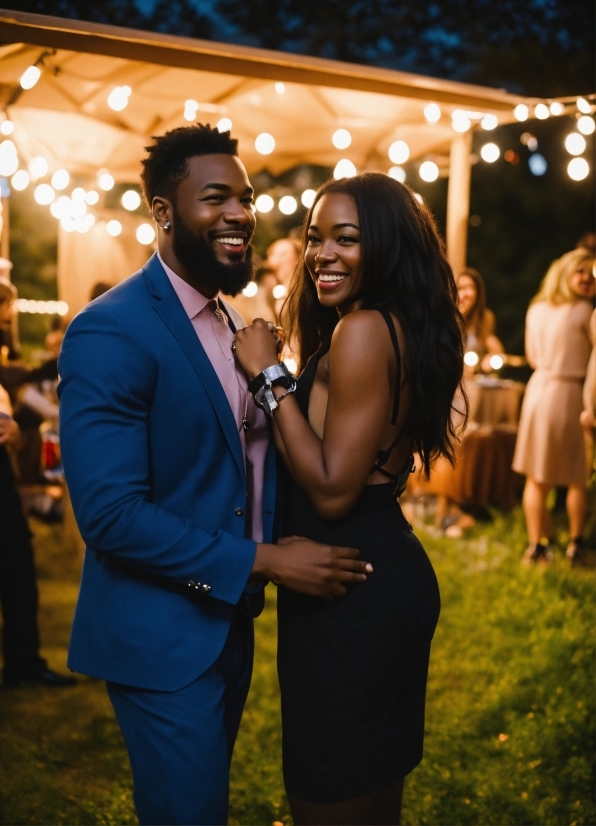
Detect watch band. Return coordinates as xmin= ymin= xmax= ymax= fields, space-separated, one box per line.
xmin=248 ymin=362 xmax=294 ymax=395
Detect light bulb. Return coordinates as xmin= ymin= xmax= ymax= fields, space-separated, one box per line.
xmin=423 ymin=103 xmax=441 ymax=123
xmin=272 ymin=284 xmax=287 ymax=300
xmin=122 ymin=190 xmax=141 ymax=210
xmin=464 ymin=351 xmax=479 ymax=367
xmin=242 ymin=282 xmax=258 ymax=297
xmin=481 ymin=114 xmax=498 ymax=130
xmin=388 ymin=166 xmax=406 ymax=182
xmin=549 ymin=102 xmax=564 ymax=116
xmin=136 ymin=223 xmax=156 ymax=245
xmin=0 ymin=120 xmax=14 ymax=135
xmin=514 ymin=104 xmax=529 ymax=122
xmin=34 ymin=184 xmax=55 ymax=205
xmin=279 ymin=195 xmax=297 ymax=215
xmin=255 ymin=194 xmax=274 ymax=213
xmin=301 ymin=189 xmax=316 ymax=208
xmin=98 ymin=171 xmax=115 ymax=191
xmin=534 ymin=103 xmax=549 ymax=120
xmin=19 ymin=65 xmax=41 ymax=90
xmin=419 ymin=161 xmax=439 ymax=182
xmin=333 ymin=159 xmax=357 ymax=179
xmin=106 ymin=219 xmax=122 ymax=237
xmin=388 ymin=140 xmax=409 ymax=164
xmin=28 ymin=155 xmax=48 ymax=180
xmin=489 ymin=355 xmax=504 ymax=370
xmin=480 ymin=143 xmax=500 ymax=163
xmin=577 ymin=97 xmax=592 ymax=114
xmin=332 ymin=129 xmax=352 ymax=149
xmin=567 ymin=157 xmax=589 ymax=181
xmin=217 ymin=118 xmax=232 ymax=132
xmin=108 ymin=86 xmax=131 ymax=112
xmin=85 ymin=189 xmax=99 ymax=205
xmin=275 ymin=82 xmax=285 ymax=94
xmin=565 ymin=133 xmax=587 ymax=156
xmin=255 ymin=133 xmax=275 ymax=155
xmin=577 ymin=116 xmax=595 ymax=136
xmin=11 ymin=169 xmax=29 ymax=191
xmin=51 ymin=169 xmax=69 ymax=190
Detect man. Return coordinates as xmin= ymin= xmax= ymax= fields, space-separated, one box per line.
xmin=58 ymin=124 xmax=370 ymax=825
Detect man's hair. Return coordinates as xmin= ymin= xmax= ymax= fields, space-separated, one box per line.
xmin=140 ymin=123 xmax=238 ymax=208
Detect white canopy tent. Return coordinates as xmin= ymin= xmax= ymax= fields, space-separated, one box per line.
xmin=0 ymin=9 xmax=548 ymax=312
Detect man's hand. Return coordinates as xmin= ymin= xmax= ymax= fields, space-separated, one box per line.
xmin=0 ymin=416 xmax=20 ymax=447
xmin=252 ymin=537 xmax=372 ymax=600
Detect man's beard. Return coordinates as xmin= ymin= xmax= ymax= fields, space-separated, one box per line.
xmin=171 ymin=204 xmax=255 ymax=296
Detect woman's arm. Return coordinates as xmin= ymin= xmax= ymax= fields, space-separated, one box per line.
xmin=235 ymin=312 xmax=396 ymax=520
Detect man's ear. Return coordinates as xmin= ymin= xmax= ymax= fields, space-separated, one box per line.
xmin=152 ymin=196 xmax=172 ymax=228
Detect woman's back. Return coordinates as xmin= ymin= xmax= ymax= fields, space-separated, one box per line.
xmin=526 ymin=300 xmax=592 ymax=377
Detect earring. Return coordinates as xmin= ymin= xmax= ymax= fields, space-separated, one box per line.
xmin=163 ymin=221 xmax=171 ymax=230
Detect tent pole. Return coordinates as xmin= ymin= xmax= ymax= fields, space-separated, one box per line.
xmin=446 ymin=131 xmax=473 ymax=274
xmin=1 ymin=196 xmax=9 ymax=260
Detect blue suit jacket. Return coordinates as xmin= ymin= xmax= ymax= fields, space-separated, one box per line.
xmin=58 ymin=253 xmax=276 ymax=691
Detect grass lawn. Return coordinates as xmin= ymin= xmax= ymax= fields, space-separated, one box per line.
xmin=0 ymin=508 xmax=594 ymax=825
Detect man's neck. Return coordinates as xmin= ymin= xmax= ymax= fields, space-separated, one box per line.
xmin=157 ymin=244 xmax=218 ymax=299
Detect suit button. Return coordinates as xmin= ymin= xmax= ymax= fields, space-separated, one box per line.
xmin=188 ymin=580 xmax=195 ymax=587
xmin=234 ymin=507 xmax=244 ymax=516
xmin=202 ymin=584 xmax=211 ymax=592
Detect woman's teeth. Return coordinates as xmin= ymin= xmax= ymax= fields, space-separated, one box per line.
xmin=318 ymin=274 xmax=347 ymax=282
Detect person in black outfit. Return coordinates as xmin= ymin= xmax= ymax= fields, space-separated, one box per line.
xmin=235 ymin=173 xmax=465 ymax=824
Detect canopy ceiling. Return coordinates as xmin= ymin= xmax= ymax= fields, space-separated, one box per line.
xmin=0 ymin=9 xmax=533 ymax=182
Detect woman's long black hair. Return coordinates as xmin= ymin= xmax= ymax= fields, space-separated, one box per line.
xmin=281 ymin=172 xmax=467 ymax=476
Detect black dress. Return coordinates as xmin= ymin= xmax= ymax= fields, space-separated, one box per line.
xmin=277 ymin=311 xmax=441 ymax=804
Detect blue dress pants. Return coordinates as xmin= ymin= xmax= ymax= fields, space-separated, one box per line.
xmin=107 ymin=609 xmax=253 ymax=825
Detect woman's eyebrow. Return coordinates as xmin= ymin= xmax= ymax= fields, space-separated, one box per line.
xmin=332 ymin=223 xmax=359 ymax=230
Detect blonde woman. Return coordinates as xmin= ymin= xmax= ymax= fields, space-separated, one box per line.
xmin=513 ymin=248 xmax=595 ymax=565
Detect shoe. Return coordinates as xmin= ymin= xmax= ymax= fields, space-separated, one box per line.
xmin=3 ymin=668 xmax=77 ymax=688
xmin=522 ymin=543 xmax=554 ymax=566
xmin=566 ymin=537 xmax=586 ymax=568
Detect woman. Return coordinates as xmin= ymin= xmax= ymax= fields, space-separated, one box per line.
xmin=457 ymin=267 xmax=504 ymax=373
xmin=235 ymin=173 xmax=465 ymax=825
xmin=512 ymin=248 xmax=595 ymax=565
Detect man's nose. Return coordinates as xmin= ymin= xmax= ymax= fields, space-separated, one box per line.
xmin=224 ymin=199 xmax=253 ymax=225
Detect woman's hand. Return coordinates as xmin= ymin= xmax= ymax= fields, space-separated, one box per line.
xmin=234 ymin=319 xmax=280 ymax=380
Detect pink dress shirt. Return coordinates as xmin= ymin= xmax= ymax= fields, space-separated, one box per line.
xmin=158 ymin=253 xmax=269 ymax=542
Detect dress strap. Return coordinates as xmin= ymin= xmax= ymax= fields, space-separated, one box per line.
xmin=376 ymin=308 xmax=401 ymax=425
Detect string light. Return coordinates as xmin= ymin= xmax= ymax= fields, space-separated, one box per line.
xmin=108 ymin=86 xmax=131 ymax=112
xmin=98 ymin=170 xmax=115 ymax=191
xmin=122 ymin=190 xmax=141 ymax=210
xmin=577 ymin=98 xmax=592 ymax=114
xmin=464 ymin=351 xmax=479 ymax=367
xmin=51 ymin=169 xmax=69 ymax=190
xmin=272 ymin=284 xmax=286 ymax=299
xmin=136 ymin=223 xmax=155 ymax=244
xmin=255 ymin=133 xmax=275 ymax=154
xmin=16 ymin=299 xmax=69 ymax=315
xmin=184 ymin=99 xmax=199 ymax=121
xmin=480 ymin=143 xmax=500 ymax=163
xmin=34 ymin=183 xmax=55 ymax=205
xmin=279 ymin=195 xmax=298 ymax=215
xmin=106 ymin=219 xmax=122 ymax=237
xmin=549 ymin=102 xmax=564 ymax=115
xmin=275 ymin=82 xmax=285 ymax=94
xmin=577 ymin=116 xmax=595 ymax=136
xmin=567 ymin=157 xmax=589 ymax=181
xmin=452 ymin=112 xmax=471 ymax=132
xmin=242 ymin=282 xmax=258 ymax=297
xmin=0 ymin=140 xmax=18 ymax=176
xmin=534 ymin=103 xmax=549 ymax=120
xmin=19 ymin=65 xmax=41 ymax=90
xmin=423 ymin=103 xmax=441 ymax=123
xmin=85 ymin=190 xmax=99 ymax=205
xmin=565 ymin=133 xmax=586 ymax=155
xmin=388 ymin=166 xmax=406 ymax=182
xmin=217 ymin=118 xmax=232 ymax=132
xmin=514 ymin=104 xmax=529 ymax=121
xmin=301 ymin=189 xmax=316 ymax=208
xmin=419 ymin=161 xmax=439 ymax=181
xmin=332 ymin=129 xmax=352 ymax=149
xmin=255 ymin=194 xmax=274 ymax=213
xmin=11 ymin=169 xmax=29 ymax=190
xmin=333 ymin=159 xmax=357 ymax=179
xmin=388 ymin=140 xmax=409 ymax=164
xmin=528 ymin=154 xmax=547 ymax=176
xmin=481 ymin=114 xmax=498 ymax=130
xmin=29 ymin=155 xmax=48 ymax=180
xmin=0 ymin=120 xmax=14 ymax=135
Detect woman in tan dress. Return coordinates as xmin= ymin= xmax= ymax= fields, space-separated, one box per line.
xmin=512 ymin=248 xmax=595 ymax=564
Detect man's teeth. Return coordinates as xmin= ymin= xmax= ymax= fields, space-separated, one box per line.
xmin=216 ymin=237 xmax=243 ymax=246
xmin=318 ymin=274 xmax=347 ymax=282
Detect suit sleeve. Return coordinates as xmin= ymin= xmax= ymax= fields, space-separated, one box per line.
xmin=57 ymin=306 xmax=256 ymax=606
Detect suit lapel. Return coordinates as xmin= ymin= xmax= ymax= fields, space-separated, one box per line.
xmin=143 ymin=254 xmax=245 ymax=478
